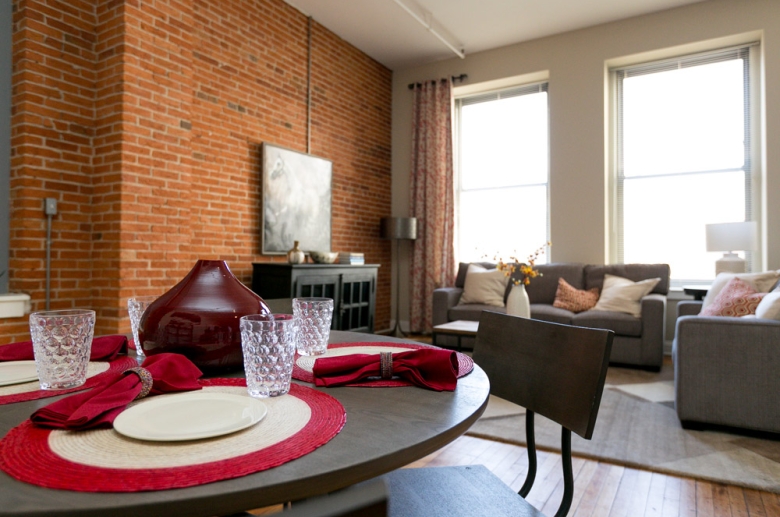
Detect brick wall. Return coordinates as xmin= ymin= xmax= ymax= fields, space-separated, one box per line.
xmin=2 ymin=0 xmax=392 ymax=343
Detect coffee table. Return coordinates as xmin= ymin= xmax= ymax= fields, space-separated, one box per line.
xmin=0 ymin=331 xmax=489 ymax=517
xmin=432 ymin=320 xmax=479 ymax=351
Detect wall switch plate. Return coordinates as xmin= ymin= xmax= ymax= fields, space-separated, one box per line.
xmin=44 ymin=198 xmax=57 ymax=215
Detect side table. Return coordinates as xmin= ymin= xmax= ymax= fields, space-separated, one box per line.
xmin=432 ymin=320 xmax=479 ymax=352
xmin=682 ymin=285 xmax=710 ymax=301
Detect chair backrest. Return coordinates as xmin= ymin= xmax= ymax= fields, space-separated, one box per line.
xmin=473 ymin=311 xmax=613 ymax=440
xmin=263 ymin=298 xmax=294 ymax=315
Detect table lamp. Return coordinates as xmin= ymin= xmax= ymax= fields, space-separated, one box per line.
xmin=705 ymin=221 xmax=757 ymax=275
xmin=380 ymin=217 xmax=418 ymax=337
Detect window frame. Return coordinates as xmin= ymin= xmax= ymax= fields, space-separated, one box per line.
xmin=453 ymin=81 xmax=551 ymax=264
xmin=608 ymin=43 xmax=762 ymax=285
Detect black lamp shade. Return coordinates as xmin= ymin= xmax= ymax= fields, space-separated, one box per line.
xmin=380 ymin=217 xmax=417 ymax=240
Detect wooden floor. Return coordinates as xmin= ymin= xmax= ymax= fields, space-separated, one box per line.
xmin=251 ymin=434 xmax=780 ymax=516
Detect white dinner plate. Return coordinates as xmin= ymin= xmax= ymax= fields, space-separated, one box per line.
xmin=0 ymin=361 xmax=39 ymax=387
xmin=114 ymin=392 xmax=267 ymax=442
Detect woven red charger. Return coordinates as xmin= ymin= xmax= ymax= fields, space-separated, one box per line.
xmin=292 ymin=342 xmax=474 ymax=387
xmin=0 ymin=380 xmax=346 ymax=492
xmin=0 ymin=356 xmax=137 ymax=406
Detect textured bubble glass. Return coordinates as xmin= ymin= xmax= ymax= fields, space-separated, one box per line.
xmin=29 ymin=309 xmax=95 ymax=390
xmin=127 ymin=296 xmax=157 ymax=360
xmin=293 ymin=297 xmax=334 ymax=356
xmin=240 ymin=314 xmax=297 ymax=398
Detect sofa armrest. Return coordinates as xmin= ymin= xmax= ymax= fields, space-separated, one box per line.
xmin=433 ymin=287 xmax=463 ymax=326
xmin=677 ymin=300 xmax=702 ymax=317
xmin=639 ymin=293 xmax=666 ymax=368
xmin=673 ymin=315 xmax=780 ymax=432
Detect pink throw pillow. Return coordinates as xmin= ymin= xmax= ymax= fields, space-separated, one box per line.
xmin=553 ymin=278 xmax=600 ymax=313
xmin=699 ymin=277 xmax=766 ymax=317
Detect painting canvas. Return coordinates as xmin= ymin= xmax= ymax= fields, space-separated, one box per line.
xmin=261 ymin=143 xmax=332 ymax=254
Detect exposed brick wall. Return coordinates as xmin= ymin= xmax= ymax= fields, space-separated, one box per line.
xmin=2 ymin=0 xmax=392 ymax=344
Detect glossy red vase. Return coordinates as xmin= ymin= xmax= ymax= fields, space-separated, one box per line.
xmin=138 ymin=260 xmax=270 ymax=372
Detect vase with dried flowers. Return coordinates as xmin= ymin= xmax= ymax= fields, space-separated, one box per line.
xmin=494 ymin=244 xmax=548 ymax=318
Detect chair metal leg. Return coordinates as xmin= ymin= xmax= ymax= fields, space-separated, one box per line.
xmin=518 ymin=410 xmax=536 ymax=498
xmin=555 ymin=428 xmax=574 ymax=517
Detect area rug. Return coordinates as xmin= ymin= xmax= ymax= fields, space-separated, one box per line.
xmin=467 ymin=386 xmax=780 ymax=493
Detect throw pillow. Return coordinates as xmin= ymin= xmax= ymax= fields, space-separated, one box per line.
xmin=702 ymin=270 xmax=780 ymax=309
xmin=591 ymin=274 xmax=660 ymax=317
xmin=754 ymin=291 xmax=780 ymax=320
xmin=552 ymin=278 xmax=599 ymax=313
xmin=700 ymin=277 xmax=766 ymax=317
xmin=458 ymin=264 xmax=508 ymax=307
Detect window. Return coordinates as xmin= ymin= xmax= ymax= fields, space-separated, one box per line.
xmin=455 ymin=83 xmax=549 ymax=264
xmin=612 ymin=44 xmax=760 ymax=283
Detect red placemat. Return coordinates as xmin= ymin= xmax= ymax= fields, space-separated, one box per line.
xmin=0 ymin=356 xmax=137 ymax=406
xmin=293 ymin=342 xmax=474 ymax=387
xmin=0 ymin=380 xmax=346 ymax=492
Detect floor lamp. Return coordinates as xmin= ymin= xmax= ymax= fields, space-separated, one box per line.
xmin=380 ymin=217 xmax=417 ymax=337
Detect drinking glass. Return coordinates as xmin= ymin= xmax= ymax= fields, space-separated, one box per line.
xmin=240 ymin=314 xmax=298 ymax=398
xmin=29 ymin=309 xmax=95 ymax=390
xmin=127 ymin=295 xmax=157 ymax=360
xmin=293 ymin=297 xmax=334 ymax=356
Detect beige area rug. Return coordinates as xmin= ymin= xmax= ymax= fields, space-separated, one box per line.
xmin=468 ymin=370 xmax=780 ymax=493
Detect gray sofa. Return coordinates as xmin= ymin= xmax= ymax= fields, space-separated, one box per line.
xmin=673 ymin=301 xmax=780 ymax=433
xmin=433 ymin=262 xmax=670 ymax=369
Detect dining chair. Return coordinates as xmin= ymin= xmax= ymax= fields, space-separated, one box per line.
xmin=380 ymin=310 xmax=614 ymax=517
xmin=264 ymin=297 xmax=294 ymax=314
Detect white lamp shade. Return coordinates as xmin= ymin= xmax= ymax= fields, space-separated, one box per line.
xmin=705 ymin=221 xmax=757 ymax=252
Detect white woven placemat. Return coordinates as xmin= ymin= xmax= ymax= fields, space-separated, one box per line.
xmin=0 ymin=362 xmax=110 ymax=397
xmin=296 ymin=345 xmax=415 ymax=372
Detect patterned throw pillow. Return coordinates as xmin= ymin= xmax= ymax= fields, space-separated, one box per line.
xmin=552 ymin=278 xmax=599 ymax=313
xmin=700 ymin=277 xmax=766 ymax=317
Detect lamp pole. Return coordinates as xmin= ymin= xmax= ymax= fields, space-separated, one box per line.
xmin=380 ymin=217 xmax=418 ymax=337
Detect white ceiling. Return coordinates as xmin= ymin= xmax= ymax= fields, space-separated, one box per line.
xmin=284 ymin=0 xmax=708 ymax=70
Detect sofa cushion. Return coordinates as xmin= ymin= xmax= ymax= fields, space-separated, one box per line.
xmin=700 ymin=277 xmax=766 ymax=317
xmin=552 ymin=278 xmax=599 ymax=313
xmin=455 ymin=262 xmax=497 ymax=288
xmin=529 ymin=304 xmax=575 ymax=325
xmin=525 ymin=263 xmax=585 ymax=304
xmin=591 ymin=274 xmax=660 ymax=317
xmin=449 ymin=304 xmax=505 ymax=322
xmin=584 ymin=264 xmax=670 ymax=295
xmin=572 ymin=310 xmax=642 ymax=337
xmin=702 ymin=270 xmax=780 ymax=309
xmin=755 ymin=292 xmax=780 ymax=320
xmin=458 ymin=264 xmax=508 ymax=307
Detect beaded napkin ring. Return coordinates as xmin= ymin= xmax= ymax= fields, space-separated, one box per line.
xmin=380 ymin=351 xmax=393 ymax=379
xmin=124 ymin=367 xmax=153 ymax=400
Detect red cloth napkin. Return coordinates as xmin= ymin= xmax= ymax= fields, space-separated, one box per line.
xmin=0 ymin=335 xmax=128 ymax=362
xmin=312 ymin=348 xmax=458 ymax=391
xmin=30 ymin=353 xmax=203 ymax=430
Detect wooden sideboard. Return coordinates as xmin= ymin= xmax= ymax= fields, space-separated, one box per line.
xmin=251 ymin=263 xmax=380 ymax=333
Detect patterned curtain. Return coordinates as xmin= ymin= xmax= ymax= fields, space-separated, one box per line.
xmin=409 ymin=79 xmax=455 ymax=333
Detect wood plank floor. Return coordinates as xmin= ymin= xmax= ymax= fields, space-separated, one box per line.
xmin=252 ymin=434 xmax=780 ymax=516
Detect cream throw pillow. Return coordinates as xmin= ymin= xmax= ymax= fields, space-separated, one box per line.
xmin=458 ymin=264 xmax=508 ymax=307
xmin=702 ymin=271 xmax=780 ymax=309
xmin=755 ymin=292 xmax=780 ymax=320
xmin=591 ymin=274 xmax=660 ymax=318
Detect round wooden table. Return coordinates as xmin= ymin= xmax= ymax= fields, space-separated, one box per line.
xmin=0 ymin=332 xmax=490 ymax=517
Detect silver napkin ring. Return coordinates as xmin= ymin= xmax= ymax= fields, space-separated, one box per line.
xmin=380 ymin=352 xmax=393 ymax=379
xmin=125 ymin=366 xmax=153 ymax=400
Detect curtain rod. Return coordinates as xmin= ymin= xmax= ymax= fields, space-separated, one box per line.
xmin=408 ymin=74 xmax=467 ymax=90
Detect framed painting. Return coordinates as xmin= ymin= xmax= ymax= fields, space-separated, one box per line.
xmin=261 ymin=143 xmax=333 ymax=255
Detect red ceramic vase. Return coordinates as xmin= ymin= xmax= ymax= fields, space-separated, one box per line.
xmin=138 ymin=260 xmax=270 ymax=372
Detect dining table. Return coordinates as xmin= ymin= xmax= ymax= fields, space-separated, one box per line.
xmin=0 ymin=331 xmax=490 ymax=517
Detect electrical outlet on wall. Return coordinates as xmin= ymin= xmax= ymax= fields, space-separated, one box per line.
xmin=44 ymin=198 xmax=57 ymax=216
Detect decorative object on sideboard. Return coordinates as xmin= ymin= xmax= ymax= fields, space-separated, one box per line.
xmin=380 ymin=217 xmax=418 ymax=337
xmin=309 ymin=251 xmax=338 ymax=264
xmin=261 ymin=143 xmax=332 ymax=255
xmin=138 ymin=260 xmax=270 ymax=372
xmin=705 ymin=221 xmax=757 ymax=275
xmin=286 ymin=241 xmax=305 ymax=264
xmin=338 ymin=252 xmax=365 ymax=265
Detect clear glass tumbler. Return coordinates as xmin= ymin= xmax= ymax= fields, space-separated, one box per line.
xmin=127 ymin=295 xmax=157 ymax=360
xmin=240 ymin=314 xmax=298 ymax=398
xmin=29 ymin=309 xmax=96 ymax=390
xmin=293 ymin=297 xmax=334 ymax=356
